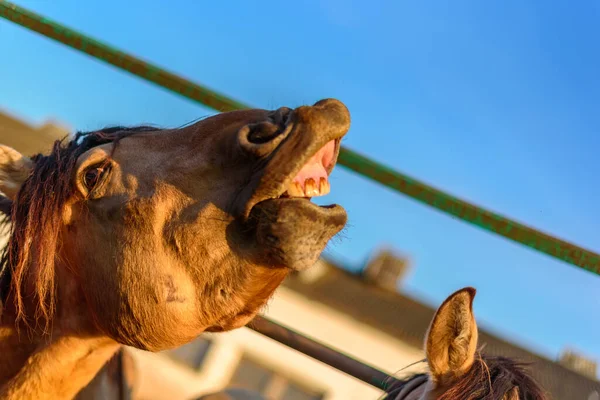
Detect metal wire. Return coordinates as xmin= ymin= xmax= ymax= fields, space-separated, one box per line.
xmin=1 ymin=0 xmax=599 ymax=276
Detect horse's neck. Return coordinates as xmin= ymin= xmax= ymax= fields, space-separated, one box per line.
xmin=0 ymin=326 xmax=38 ymax=384
xmin=0 ymin=325 xmax=119 ymax=400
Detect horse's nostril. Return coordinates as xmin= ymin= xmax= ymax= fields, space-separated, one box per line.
xmin=247 ymin=122 xmax=284 ymax=145
xmin=269 ymin=107 xmax=293 ymax=126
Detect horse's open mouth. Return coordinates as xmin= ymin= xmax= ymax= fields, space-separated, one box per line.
xmin=251 ymin=135 xmax=343 ymax=210
xmin=279 ymin=139 xmax=336 ymax=199
xmin=247 ymin=136 xmax=347 ymax=271
xmin=240 ymin=98 xmax=350 ymax=221
xmin=239 ymin=98 xmax=349 ymax=271
xmin=250 ymin=136 xmax=345 ymax=218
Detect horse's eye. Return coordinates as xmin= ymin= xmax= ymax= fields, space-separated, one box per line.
xmin=83 ymin=166 xmax=106 ymax=190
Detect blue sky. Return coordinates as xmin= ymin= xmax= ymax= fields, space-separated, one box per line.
xmin=1 ymin=0 xmax=599 ymax=372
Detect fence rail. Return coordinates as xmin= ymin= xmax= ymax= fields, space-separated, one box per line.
xmin=1 ymin=1 xmax=598 ymax=276
xmin=249 ymin=316 xmax=399 ymax=391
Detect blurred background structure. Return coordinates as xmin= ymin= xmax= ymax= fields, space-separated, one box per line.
xmin=1 ymin=1 xmax=600 ymax=399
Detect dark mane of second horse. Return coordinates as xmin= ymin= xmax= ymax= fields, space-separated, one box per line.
xmin=385 ymin=355 xmax=548 ymax=400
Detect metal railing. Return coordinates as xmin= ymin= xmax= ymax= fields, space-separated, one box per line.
xmin=249 ymin=316 xmax=400 ymax=391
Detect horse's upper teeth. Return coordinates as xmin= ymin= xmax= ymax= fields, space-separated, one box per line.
xmin=284 ymin=177 xmax=330 ymax=198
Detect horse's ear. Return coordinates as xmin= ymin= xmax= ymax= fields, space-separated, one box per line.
xmin=0 ymin=145 xmax=34 ymax=201
xmin=503 ymin=386 xmax=520 ymax=400
xmin=425 ymin=287 xmax=478 ymax=384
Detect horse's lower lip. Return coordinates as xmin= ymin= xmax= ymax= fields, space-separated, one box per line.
xmin=248 ymin=198 xmax=347 ymax=271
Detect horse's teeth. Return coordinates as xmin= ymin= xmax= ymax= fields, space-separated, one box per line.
xmin=304 ymin=178 xmax=319 ymax=197
xmin=284 ymin=178 xmax=330 ymax=198
xmin=287 ymin=182 xmax=305 ymax=197
xmin=319 ymin=177 xmax=330 ymax=195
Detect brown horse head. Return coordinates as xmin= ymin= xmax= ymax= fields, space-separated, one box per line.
xmin=386 ymin=288 xmax=548 ymax=400
xmin=0 ymin=98 xmax=350 ymax=352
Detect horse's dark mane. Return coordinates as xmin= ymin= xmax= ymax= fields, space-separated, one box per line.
xmin=386 ymin=355 xmax=548 ymax=400
xmin=0 ymin=125 xmax=158 ymax=331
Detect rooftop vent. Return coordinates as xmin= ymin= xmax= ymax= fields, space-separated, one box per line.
xmin=559 ymin=348 xmax=598 ymax=380
xmin=362 ymin=248 xmax=411 ymax=292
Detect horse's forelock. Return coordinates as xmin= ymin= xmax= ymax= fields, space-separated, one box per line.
xmin=438 ymin=356 xmax=548 ymax=400
xmin=0 ymin=126 xmax=157 ymax=331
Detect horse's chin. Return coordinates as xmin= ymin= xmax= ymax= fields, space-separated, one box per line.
xmin=204 ymin=312 xmax=257 ymax=333
xmin=248 ymin=197 xmax=347 ymax=271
